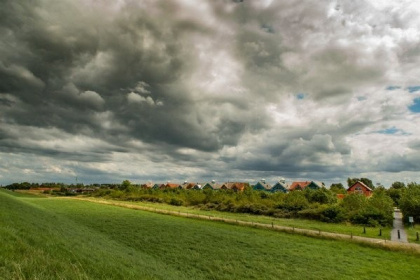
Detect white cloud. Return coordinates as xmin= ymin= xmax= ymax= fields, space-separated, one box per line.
xmin=127 ymin=92 xmax=155 ymax=106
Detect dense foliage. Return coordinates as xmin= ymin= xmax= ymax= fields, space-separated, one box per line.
xmin=89 ymin=185 xmax=394 ymax=227
xmin=399 ymin=183 xmax=420 ymax=224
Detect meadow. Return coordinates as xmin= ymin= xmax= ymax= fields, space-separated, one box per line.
xmin=1 ymin=189 xmax=420 ymax=279
xmin=80 ymin=196 xmax=393 ymax=240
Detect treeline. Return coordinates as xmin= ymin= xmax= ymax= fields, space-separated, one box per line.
xmin=90 ymin=186 xmax=395 ymax=227
xmin=4 ymin=182 xmax=68 ymax=190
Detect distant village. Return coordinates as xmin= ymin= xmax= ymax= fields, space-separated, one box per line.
xmin=4 ymin=179 xmax=373 ymax=197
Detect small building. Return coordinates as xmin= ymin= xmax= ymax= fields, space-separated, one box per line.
xmin=306 ymin=181 xmax=325 ymax=190
xmin=220 ymin=182 xmax=248 ymax=191
xmin=141 ymin=183 xmax=154 ymax=189
xmin=347 ymin=181 xmax=373 ymax=197
xmin=288 ymin=181 xmax=311 ymax=191
xmin=270 ymin=181 xmax=288 ymax=193
xmin=202 ymin=180 xmax=222 ymax=190
xmin=253 ymin=179 xmax=271 ymax=191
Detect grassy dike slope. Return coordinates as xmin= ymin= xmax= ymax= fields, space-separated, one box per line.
xmin=1 ymin=189 xmax=420 ymax=280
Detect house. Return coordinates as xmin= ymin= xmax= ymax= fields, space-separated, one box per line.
xmin=159 ymin=183 xmax=181 ymax=189
xmin=288 ymin=181 xmax=311 ymax=191
xmin=253 ymin=179 xmax=271 ymax=191
xmin=181 ymin=182 xmax=196 ymax=190
xmin=202 ymin=181 xmax=222 ymax=190
xmin=347 ymin=181 xmax=373 ymax=197
xmin=220 ymin=182 xmax=248 ymax=191
xmin=231 ymin=183 xmax=247 ymax=192
xmin=152 ymin=184 xmax=163 ymax=189
xmin=202 ymin=180 xmax=222 ymax=190
xmin=270 ymin=180 xmax=288 ymax=193
xmin=141 ymin=183 xmax=154 ymax=189
xmin=306 ymin=181 xmax=325 ymax=190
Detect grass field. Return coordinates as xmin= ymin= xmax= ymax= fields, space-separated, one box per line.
xmin=1 ymin=189 xmax=420 ymax=279
xmin=82 ymin=196 xmax=392 ymax=240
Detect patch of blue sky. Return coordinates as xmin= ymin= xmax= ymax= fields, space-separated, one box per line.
xmin=386 ymin=85 xmax=401 ymax=91
xmin=375 ymin=127 xmax=409 ymax=135
xmin=296 ymin=93 xmax=305 ymax=100
xmin=357 ymin=96 xmax=367 ymax=101
xmin=407 ymin=86 xmax=420 ymax=93
xmin=409 ymin=97 xmax=420 ymax=113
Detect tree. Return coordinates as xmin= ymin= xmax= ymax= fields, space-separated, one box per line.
xmin=391 ymin=181 xmax=406 ymax=189
xmin=120 ymin=180 xmax=132 ymax=190
xmin=340 ymin=193 xmax=368 ymax=213
xmin=330 ymin=183 xmax=346 ymax=194
xmin=399 ymin=183 xmax=420 ymax=223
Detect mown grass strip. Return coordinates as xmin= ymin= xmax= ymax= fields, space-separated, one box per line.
xmin=65 ymin=196 xmax=420 ymax=254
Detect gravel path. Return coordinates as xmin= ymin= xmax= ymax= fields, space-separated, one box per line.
xmin=391 ymin=208 xmax=408 ymax=243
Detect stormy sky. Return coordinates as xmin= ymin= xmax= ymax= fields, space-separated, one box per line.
xmin=1 ymin=0 xmax=420 ymax=187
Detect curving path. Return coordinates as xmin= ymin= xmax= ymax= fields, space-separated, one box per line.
xmin=391 ymin=208 xmax=408 ymax=243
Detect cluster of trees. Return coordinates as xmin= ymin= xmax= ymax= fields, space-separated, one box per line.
xmin=389 ymin=182 xmax=420 ymax=224
xmin=90 ymin=182 xmax=394 ymax=227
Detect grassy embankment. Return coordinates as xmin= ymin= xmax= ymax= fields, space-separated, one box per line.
xmin=78 ymin=196 xmax=392 ymax=240
xmin=1 ymin=189 xmax=420 ymax=279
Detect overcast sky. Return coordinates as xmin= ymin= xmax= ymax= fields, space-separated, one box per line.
xmin=1 ymin=0 xmax=420 ymax=187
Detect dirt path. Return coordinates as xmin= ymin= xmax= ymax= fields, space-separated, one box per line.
xmin=63 ymin=196 xmax=420 ymax=254
xmin=391 ymin=208 xmax=408 ymax=243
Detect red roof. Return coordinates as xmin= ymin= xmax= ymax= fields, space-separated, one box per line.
xmin=288 ymin=181 xmax=311 ymax=191
xmin=164 ymin=183 xmax=181 ymax=189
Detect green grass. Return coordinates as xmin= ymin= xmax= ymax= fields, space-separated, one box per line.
xmin=406 ymin=224 xmax=420 ymax=244
xmin=1 ymin=189 xmax=419 ymax=279
xmin=88 ymin=197 xmax=392 ymax=240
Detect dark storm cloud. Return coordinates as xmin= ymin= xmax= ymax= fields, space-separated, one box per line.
xmin=1 ymin=0 xmax=420 ymax=185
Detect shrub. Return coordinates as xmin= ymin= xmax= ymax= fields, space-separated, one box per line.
xmin=321 ymin=205 xmax=345 ymax=223
xmin=297 ymin=206 xmax=325 ymax=220
xmin=349 ymin=207 xmax=392 ymax=227
xmin=169 ymin=198 xmax=183 ymax=206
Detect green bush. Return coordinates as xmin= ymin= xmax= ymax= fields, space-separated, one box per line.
xmin=297 ymin=206 xmax=325 ymax=220
xmin=321 ymin=206 xmax=345 ymax=223
xmin=169 ymin=198 xmax=184 ymax=206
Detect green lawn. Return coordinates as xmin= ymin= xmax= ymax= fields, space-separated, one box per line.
xmin=85 ymin=197 xmax=392 ymax=240
xmin=1 ymin=189 xmax=419 ymax=279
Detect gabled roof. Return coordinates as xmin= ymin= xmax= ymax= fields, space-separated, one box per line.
xmin=181 ymin=182 xmax=196 ymax=189
xmin=288 ymin=181 xmax=311 ymax=191
xmin=203 ymin=182 xmax=222 ymax=190
xmin=141 ymin=183 xmax=154 ymax=189
xmin=164 ymin=183 xmax=181 ymax=189
xmin=307 ymin=181 xmax=325 ymax=189
xmin=347 ymin=181 xmax=372 ymax=191
xmin=221 ymin=182 xmax=248 ymax=191
xmin=271 ymin=181 xmax=289 ymax=192
xmin=253 ymin=181 xmax=272 ymax=190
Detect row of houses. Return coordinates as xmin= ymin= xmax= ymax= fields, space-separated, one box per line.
xmin=140 ymin=180 xmax=373 ymax=197
xmin=138 ymin=179 xmax=325 ymax=193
